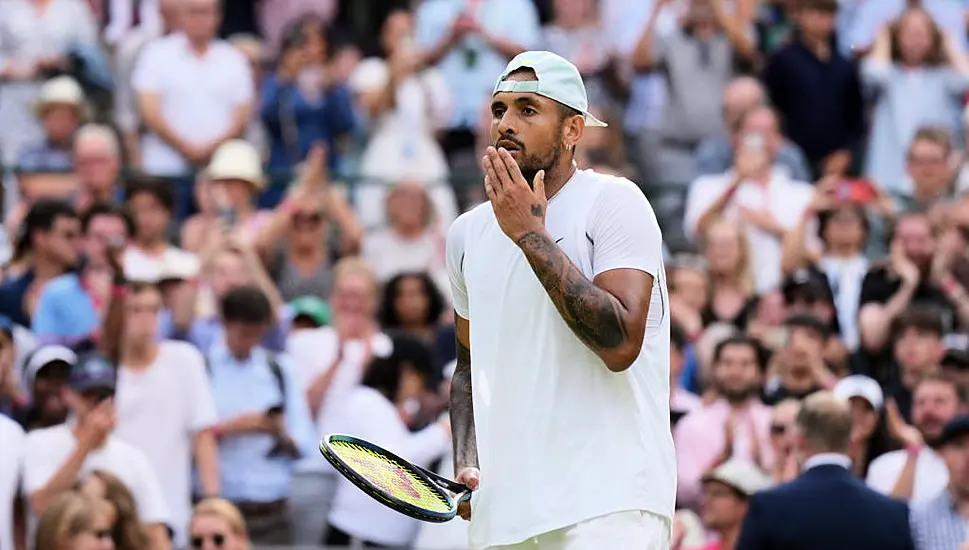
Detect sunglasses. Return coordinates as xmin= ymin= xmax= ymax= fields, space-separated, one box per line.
xmin=191 ymin=533 xmax=226 ymax=548
xmin=292 ymin=212 xmax=324 ymax=227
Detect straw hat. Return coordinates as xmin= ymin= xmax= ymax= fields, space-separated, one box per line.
xmin=206 ymin=139 xmax=266 ymax=190
xmin=33 ymin=76 xmax=89 ymax=119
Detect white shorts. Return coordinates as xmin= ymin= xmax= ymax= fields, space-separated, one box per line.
xmin=483 ymin=510 xmax=671 ymax=550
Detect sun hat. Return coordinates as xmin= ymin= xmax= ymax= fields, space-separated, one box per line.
xmin=493 ymin=50 xmax=607 ymax=128
xmin=701 ymin=459 xmax=774 ymax=497
xmin=206 ymin=139 xmax=266 ymax=190
xmin=34 ymin=76 xmax=89 ymax=118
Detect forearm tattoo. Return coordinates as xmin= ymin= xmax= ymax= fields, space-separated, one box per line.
xmin=450 ymin=337 xmax=478 ymax=472
xmin=516 ymin=231 xmax=629 ymax=352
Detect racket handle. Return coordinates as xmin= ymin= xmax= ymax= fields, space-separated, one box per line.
xmin=456 ymin=491 xmax=472 ymax=503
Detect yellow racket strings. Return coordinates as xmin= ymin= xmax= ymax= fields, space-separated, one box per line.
xmin=331 ymin=441 xmax=452 ymax=513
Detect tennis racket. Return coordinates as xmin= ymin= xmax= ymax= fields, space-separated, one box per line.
xmin=319 ymin=433 xmax=472 ymax=523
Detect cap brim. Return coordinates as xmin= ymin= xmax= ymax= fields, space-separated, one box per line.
xmin=584 ymin=113 xmax=608 ymax=128
xmin=70 ymin=380 xmax=116 ymax=392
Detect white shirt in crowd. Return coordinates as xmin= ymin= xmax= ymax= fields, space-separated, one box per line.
xmin=363 ymin=226 xmax=450 ymax=299
xmin=0 ymin=416 xmax=25 ymax=550
xmin=131 ymin=32 xmax=253 ymax=176
xmin=326 ymin=386 xmax=450 ymax=547
xmin=285 ymin=327 xmax=393 ymax=474
xmin=684 ymin=169 xmax=814 ymax=293
xmin=446 ymin=168 xmax=676 ymax=548
xmin=865 ymin=448 xmax=949 ymax=504
xmin=114 ymin=341 xmax=218 ymax=547
xmin=22 ymin=424 xmax=170 ymax=544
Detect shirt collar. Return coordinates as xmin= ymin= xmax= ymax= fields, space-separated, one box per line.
xmin=211 ymin=338 xmax=263 ymax=366
xmin=802 ymin=452 xmax=852 ymax=472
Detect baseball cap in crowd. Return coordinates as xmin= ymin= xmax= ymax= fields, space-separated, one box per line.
xmin=24 ymin=345 xmax=77 ymax=392
xmin=701 ymin=459 xmax=774 ymax=497
xmin=68 ymin=353 xmax=116 ymax=393
xmin=942 ymin=334 xmax=969 ymax=370
xmin=494 ymin=51 xmax=607 ymax=128
xmin=931 ymin=414 xmax=969 ymax=448
xmin=833 ymin=374 xmax=884 ymax=411
xmin=289 ymin=296 xmax=332 ymax=328
xmin=782 ymin=268 xmax=834 ymax=306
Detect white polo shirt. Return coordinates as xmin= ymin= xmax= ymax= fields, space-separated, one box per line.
xmin=0 ymin=416 xmax=24 ymax=550
xmin=132 ymin=33 xmax=253 ymax=176
xmin=446 ymin=168 xmax=676 ymax=549
xmin=866 ymin=448 xmax=949 ymax=504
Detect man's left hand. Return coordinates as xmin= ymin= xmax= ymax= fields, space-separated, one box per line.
xmin=482 ymin=147 xmax=547 ymax=244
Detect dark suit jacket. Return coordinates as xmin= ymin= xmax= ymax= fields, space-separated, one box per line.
xmin=736 ymin=464 xmax=915 ymax=550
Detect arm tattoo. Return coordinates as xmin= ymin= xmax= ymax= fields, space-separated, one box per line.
xmin=516 ymin=231 xmax=629 ymax=352
xmin=450 ymin=337 xmax=478 ymax=472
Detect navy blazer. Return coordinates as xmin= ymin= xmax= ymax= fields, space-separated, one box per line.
xmin=736 ymin=464 xmax=915 ymax=550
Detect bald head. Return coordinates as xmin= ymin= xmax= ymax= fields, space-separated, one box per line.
xmin=723 ymin=77 xmax=767 ymax=128
xmin=796 ymin=391 xmax=853 ymax=454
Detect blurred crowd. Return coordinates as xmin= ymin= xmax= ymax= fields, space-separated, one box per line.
xmin=1 ymin=0 xmax=969 ymax=549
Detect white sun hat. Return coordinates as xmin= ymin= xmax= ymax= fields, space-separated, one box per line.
xmin=34 ymin=76 xmax=88 ymax=118
xmin=206 ymin=139 xmax=266 ymax=190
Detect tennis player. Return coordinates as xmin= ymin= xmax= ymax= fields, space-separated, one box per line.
xmin=445 ymin=50 xmax=675 ymax=550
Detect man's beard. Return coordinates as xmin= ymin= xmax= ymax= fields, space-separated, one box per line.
xmin=495 ymin=128 xmax=566 ymax=187
xmin=720 ymin=386 xmax=758 ymax=404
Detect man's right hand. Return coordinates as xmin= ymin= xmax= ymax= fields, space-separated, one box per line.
xmin=76 ymin=399 xmax=115 ymax=450
xmin=454 ymin=467 xmax=480 ymax=521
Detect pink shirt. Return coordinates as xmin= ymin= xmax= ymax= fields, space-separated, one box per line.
xmin=672 ymin=387 xmax=703 ymax=413
xmin=673 ymin=398 xmax=775 ymax=509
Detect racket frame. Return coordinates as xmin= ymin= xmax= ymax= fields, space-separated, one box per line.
xmin=320 ymin=433 xmax=471 ymax=523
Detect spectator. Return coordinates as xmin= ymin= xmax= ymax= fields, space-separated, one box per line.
xmin=940 ymin=336 xmax=969 ymax=389
xmin=202 ymin=140 xmax=274 ymax=240
xmin=763 ymin=315 xmax=835 ymax=404
xmin=378 ymin=271 xmax=452 ymax=364
xmin=0 ymin=412 xmax=25 ymax=550
xmin=701 ymin=220 xmax=755 ymax=329
xmin=674 ymin=335 xmax=774 ymax=510
xmin=684 ymin=105 xmax=814 ymax=293
xmin=228 ymin=34 xmax=269 ymax=160
xmin=910 ymin=414 xmax=969 ymax=550
xmin=0 ymin=200 xmax=80 ymax=328
xmin=325 ymin=334 xmax=451 ymax=547
xmin=188 ymin=498 xmax=251 ymax=550
xmin=541 ymin=0 xmax=611 ymax=113
xmin=671 ymin=323 xmax=703 ymax=416
xmin=205 ymin=285 xmax=316 ymax=545
xmin=285 ymin=257 xmax=391 ymax=546
xmin=77 ymin=470 xmax=151 ymax=550
xmin=895 ymin=127 xmax=961 ymax=216
xmin=884 ymin=308 xmax=946 ymax=419
xmin=350 ymin=9 xmax=453 ymax=188
xmin=832 ymin=374 xmax=887 ymax=477
xmin=631 ymin=0 xmax=756 ymax=185
xmin=693 ymin=77 xmax=812 ymax=182
xmin=684 ymin=460 xmax=774 ymax=550
xmin=862 ymin=11 xmax=969 ymax=195
xmin=0 ymin=318 xmax=26 ymax=419
xmin=123 ymin=176 xmax=199 ymax=281
xmin=866 ymin=372 xmax=964 ymax=503
xmin=23 ymin=352 xmax=170 ymax=550
xmin=34 ymin=492 xmax=111 ymax=550
xmin=845 ymin=0 xmax=968 ymax=58
xmin=289 ymin=295 xmax=332 ymax=332
xmin=132 ymin=0 xmax=253 ymax=176
xmin=780 ymin=270 xmax=841 ymax=349
xmin=73 ymin=125 xmax=125 ymax=213
xmin=31 ymin=203 xmax=133 ymax=346
xmin=766 ymin=399 xmax=801 ymax=483
xmin=260 ymin=18 xmax=356 ymax=172
xmin=668 ymin=254 xmax=711 ymax=341
xmin=763 ymin=0 xmax=864 ymax=178
xmin=18 ymin=76 xmax=88 ymax=173
xmin=108 ymin=283 xmax=219 ymax=547
xmin=735 ymin=391 xmax=915 ymax=550
xmin=363 ymin=180 xmax=450 ymax=294
xmin=15 ymin=345 xmax=75 ymax=431
xmin=0 ymin=0 xmax=98 ymax=166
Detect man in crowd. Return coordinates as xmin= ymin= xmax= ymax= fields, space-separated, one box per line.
xmin=207 ymin=285 xmax=316 ymax=544
xmin=0 ymin=410 xmax=24 ymax=550
xmin=23 ymin=352 xmax=171 ymax=550
xmin=18 ymin=76 xmax=87 ymax=173
xmin=73 ymin=124 xmax=125 ymax=212
xmin=894 ymin=127 xmax=960 ymax=213
xmin=675 ymin=336 xmax=774 ymax=510
xmin=910 ymin=414 xmax=969 ymax=549
xmin=736 ymin=392 xmax=914 ymax=550
xmin=883 ymin=309 xmax=947 ymax=419
xmin=763 ymin=315 xmax=835 ymax=404
xmin=13 ymin=345 xmax=75 ymax=431
xmin=683 ymin=460 xmax=774 ymax=550
xmin=867 ymin=372 xmax=964 ymax=503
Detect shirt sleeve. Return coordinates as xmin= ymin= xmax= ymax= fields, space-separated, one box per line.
xmin=22 ymin=432 xmax=62 ymax=495
xmin=226 ymin=49 xmax=255 ymax=105
xmin=588 ymin=178 xmax=664 ymax=278
xmin=127 ymin=446 xmax=171 ymax=525
xmin=182 ymin=345 xmax=218 ymax=433
xmin=864 ymin=452 xmax=899 ymax=495
xmin=131 ymin=42 xmax=163 ymax=93
xmin=446 ymin=214 xmax=471 ymax=319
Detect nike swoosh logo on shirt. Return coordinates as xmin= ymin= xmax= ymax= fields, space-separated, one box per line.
xmin=555 ymin=237 xmax=564 ymax=243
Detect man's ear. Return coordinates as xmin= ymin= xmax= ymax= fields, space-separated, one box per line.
xmin=564 ymin=115 xmax=585 ymax=151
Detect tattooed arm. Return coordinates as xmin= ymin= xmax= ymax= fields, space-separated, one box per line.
xmin=516 ymin=231 xmax=654 ymax=372
xmin=450 ymin=315 xmax=478 ymax=471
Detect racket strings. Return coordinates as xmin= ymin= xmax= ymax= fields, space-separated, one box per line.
xmin=330 ymin=441 xmax=451 ymax=512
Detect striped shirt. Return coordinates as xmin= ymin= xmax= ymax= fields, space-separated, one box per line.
xmin=910 ymin=490 xmax=969 ymax=550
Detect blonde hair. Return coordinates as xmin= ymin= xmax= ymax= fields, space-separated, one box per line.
xmin=192 ymin=498 xmax=250 ymax=549
xmin=83 ymin=470 xmax=149 ymax=550
xmin=333 ymin=256 xmax=378 ymax=293
xmin=796 ymin=391 xmax=853 ymax=454
xmin=703 ymin=218 xmax=755 ymax=296
xmin=35 ymin=492 xmax=96 ymax=550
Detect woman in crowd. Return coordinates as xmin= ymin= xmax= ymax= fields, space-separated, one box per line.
xmin=767 ymin=399 xmax=800 ymax=483
xmin=325 ymin=334 xmax=450 ymax=548
xmin=77 ymin=470 xmax=150 ymax=550
xmin=701 ymin=220 xmax=756 ymax=329
xmin=34 ymin=492 xmax=112 ymax=550
xmin=378 ymin=270 xmax=455 ymax=379
xmin=189 ymin=498 xmax=251 ymax=550
xmin=863 ymin=7 xmax=969 ymax=194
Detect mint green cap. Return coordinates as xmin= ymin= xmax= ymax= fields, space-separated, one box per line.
xmin=289 ymin=296 xmax=332 ymax=327
xmin=493 ymin=50 xmax=607 ymax=128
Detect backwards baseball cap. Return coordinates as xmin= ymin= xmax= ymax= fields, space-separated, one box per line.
xmin=701 ymin=459 xmax=774 ymax=497
xmin=494 ymin=51 xmax=607 ymax=128
xmin=833 ymin=374 xmax=884 ymax=411
xmin=24 ymin=345 xmax=77 ymax=391
xmin=68 ymin=353 xmax=116 ymax=392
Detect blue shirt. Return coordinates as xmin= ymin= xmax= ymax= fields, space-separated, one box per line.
xmin=845 ymin=0 xmax=968 ymax=56
xmin=16 ymin=143 xmax=72 ymax=173
xmin=31 ymin=273 xmax=99 ymax=346
xmin=161 ymin=305 xmax=292 ymax=354
xmin=205 ymin=341 xmax=318 ymax=503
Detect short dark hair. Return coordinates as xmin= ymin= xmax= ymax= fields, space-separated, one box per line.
xmin=797 ymin=0 xmax=837 ymax=12
xmin=220 ymin=285 xmax=273 ymax=325
xmin=559 ymin=103 xmax=582 ymax=122
xmin=713 ymin=335 xmax=768 ymax=373
xmin=916 ymin=371 xmax=968 ymax=405
xmin=785 ymin=314 xmax=831 ymax=340
xmin=16 ymin=199 xmax=78 ymax=258
xmin=361 ymin=334 xmax=434 ymax=399
xmin=670 ymin=323 xmax=688 ymax=352
xmin=890 ymin=307 xmax=945 ymax=341
xmin=125 ymin=174 xmax=175 ymax=214
xmin=81 ymin=202 xmax=135 ymax=237
xmin=378 ymin=272 xmax=445 ymax=329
